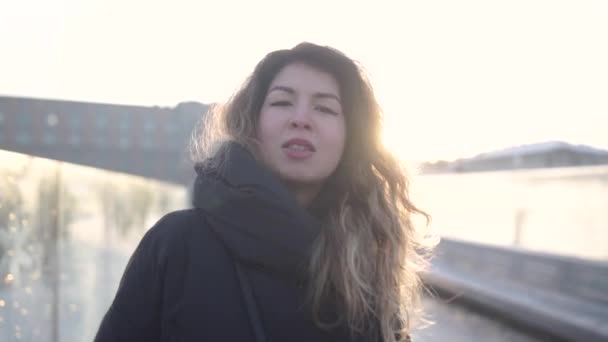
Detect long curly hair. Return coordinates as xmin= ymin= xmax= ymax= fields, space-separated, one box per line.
xmin=191 ymin=42 xmax=433 ymax=342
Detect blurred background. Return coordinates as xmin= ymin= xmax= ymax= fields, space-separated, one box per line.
xmin=1 ymin=1 xmax=607 ymax=341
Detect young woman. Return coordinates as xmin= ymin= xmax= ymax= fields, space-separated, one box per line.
xmin=95 ymin=42 xmax=430 ymax=342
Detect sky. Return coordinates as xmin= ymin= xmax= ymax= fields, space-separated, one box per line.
xmin=1 ymin=0 xmax=607 ymax=162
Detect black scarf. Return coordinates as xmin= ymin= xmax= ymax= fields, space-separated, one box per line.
xmin=192 ymin=143 xmax=321 ymax=281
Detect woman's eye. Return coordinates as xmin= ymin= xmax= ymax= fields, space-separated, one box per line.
xmin=316 ymin=105 xmax=339 ymax=115
xmin=270 ymin=101 xmax=292 ymax=107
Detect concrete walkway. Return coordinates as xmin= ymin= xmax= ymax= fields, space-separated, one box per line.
xmin=412 ymin=296 xmax=543 ymax=342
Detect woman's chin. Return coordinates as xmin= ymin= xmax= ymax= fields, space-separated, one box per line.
xmin=275 ymin=173 xmax=322 ymax=192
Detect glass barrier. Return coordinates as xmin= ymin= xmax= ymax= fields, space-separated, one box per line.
xmin=0 ymin=149 xmax=188 ymax=342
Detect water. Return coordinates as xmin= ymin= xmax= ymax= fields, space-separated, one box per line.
xmin=412 ymin=165 xmax=608 ymax=261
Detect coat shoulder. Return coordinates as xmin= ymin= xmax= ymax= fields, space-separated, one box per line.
xmin=94 ymin=209 xmax=214 ymax=341
xmin=141 ymin=208 xmax=215 ymax=263
xmin=150 ymin=208 xmax=209 ymax=239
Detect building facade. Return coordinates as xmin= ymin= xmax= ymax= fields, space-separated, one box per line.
xmin=0 ymin=96 xmax=208 ymax=185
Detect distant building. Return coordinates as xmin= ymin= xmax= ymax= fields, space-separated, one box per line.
xmin=0 ymin=96 xmax=208 ymax=185
xmin=421 ymin=141 xmax=608 ymax=174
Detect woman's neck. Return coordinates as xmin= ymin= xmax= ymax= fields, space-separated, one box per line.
xmin=285 ymin=182 xmax=322 ymax=208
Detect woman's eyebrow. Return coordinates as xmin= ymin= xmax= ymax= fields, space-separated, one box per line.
xmin=314 ymin=92 xmax=341 ymax=104
xmin=268 ymin=85 xmax=295 ymax=95
xmin=269 ymin=85 xmax=341 ymax=104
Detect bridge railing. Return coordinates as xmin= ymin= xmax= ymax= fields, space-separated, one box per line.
xmin=424 ymin=238 xmax=608 ymax=341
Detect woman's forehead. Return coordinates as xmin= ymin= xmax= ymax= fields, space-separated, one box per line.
xmin=268 ymin=63 xmax=340 ymax=97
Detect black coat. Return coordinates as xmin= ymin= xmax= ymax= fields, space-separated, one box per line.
xmin=94 ymin=144 xmax=382 ymax=342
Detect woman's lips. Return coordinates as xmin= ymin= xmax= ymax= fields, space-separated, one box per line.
xmin=282 ymin=138 xmax=315 ymax=160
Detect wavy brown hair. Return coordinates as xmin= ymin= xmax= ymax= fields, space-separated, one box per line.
xmin=191 ymin=42 xmax=433 ymax=342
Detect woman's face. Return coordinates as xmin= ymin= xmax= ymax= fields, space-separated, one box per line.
xmin=257 ymin=62 xmax=346 ymax=191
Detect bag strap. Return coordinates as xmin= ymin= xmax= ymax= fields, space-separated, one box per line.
xmin=235 ymin=262 xmax=268 ymax=342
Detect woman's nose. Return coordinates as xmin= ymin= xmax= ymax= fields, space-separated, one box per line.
xmin=289 ymin=104 xmax=312 ymax=130
xmin=289 ymin=118 xmax=312 ymax=130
